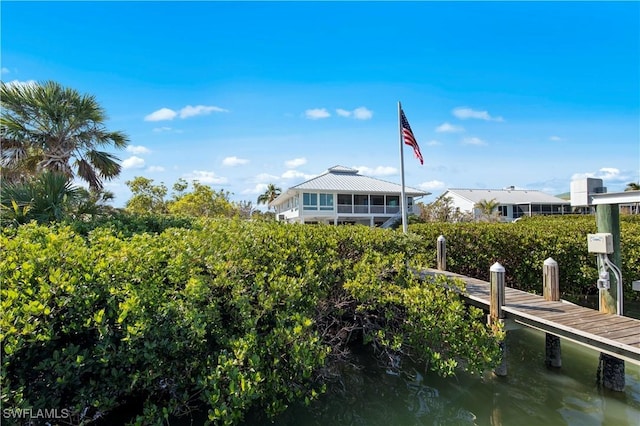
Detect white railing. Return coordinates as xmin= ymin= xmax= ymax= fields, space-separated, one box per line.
xmin=337 ymin=204 xmax=404 ymax=215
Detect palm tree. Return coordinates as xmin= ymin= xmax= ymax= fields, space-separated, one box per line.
xmin=475 ymin=198 xmax=500 ymax=215
xmin=1 ymin=81 xmax=129 ymax=190
xmin=474 ymin=198 xmax=501 ymax=222
xmin=1 ymin=171 xmax=81 ymax=224
xmin=625 ymin=182 xmax=640 ymax=191
xmin=257 ymin=183 xmax=282 ymax=210
xmin=625 ymin=182 xmax=640 ymax=214
xmin=71 ymin=188 xmax=117 ymax=218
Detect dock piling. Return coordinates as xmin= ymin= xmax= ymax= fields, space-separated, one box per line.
xmin=489 ymin=262 xmax=507 ymax=376
xmin=437 ymin=235 xmax=446 ymax=271
xmin=543 ymin=258 xmax=562 ymax=368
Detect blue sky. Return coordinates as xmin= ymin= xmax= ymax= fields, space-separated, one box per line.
xmin=2 ymin=1 xmax=639 ymax=208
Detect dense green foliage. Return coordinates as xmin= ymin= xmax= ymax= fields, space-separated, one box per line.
xmin=410 ymin=215 xmax=640 ymax=301
xmin=124 ymin=176 xmax=260 ymax=220
xmin=65 ymin=211 xmax=198 ymax=237
xmin=1 ymin=172 xmax=82 ymax=225
xmin=1 ymin=220 xmax=500 ymax=425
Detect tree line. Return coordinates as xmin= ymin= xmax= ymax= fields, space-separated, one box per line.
xmin=0 ymin=81 xmax=284 ymax=225
xmin=2 ymin=81 xmax=638 ymax=226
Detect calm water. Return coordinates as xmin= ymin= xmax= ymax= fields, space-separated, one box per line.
xmin=251 ymin=326 xmax=640 ymax=426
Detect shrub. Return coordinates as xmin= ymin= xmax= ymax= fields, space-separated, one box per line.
xmin=409 ymin=215 xmax=640 ymax=301
xmin=1 ymin=219 xmax=501 ymax=425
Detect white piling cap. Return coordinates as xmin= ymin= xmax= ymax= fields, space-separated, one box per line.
xmin=490 ymin=262 xmax=505 ymax=273
xmin=543 ymin=257 xmax=558 ymax=266
xmin=437 ymin=235 xmax=446 ymax=242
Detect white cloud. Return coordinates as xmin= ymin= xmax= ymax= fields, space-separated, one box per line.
xmin=255 ymin=173 xmax=281 ymax=183
xmin=145 ymin=105 xmax=227 ymax=122
xmin=285 ymin=157 xmax=307 ymax=168
xmin=5 ymin=79 xmax=37 ymax=88
xmin=183 ymin=170 xmax=228 ymax=185
xmin=153 ymin=126 xmax=173 ymax=133
xmin=425 ymin=140 xmax=442 ymax=146
xmin=242 ymin=183 xmax=269 ymax=195
xmin=462 ymin=137 xmax=487 ymax=146
xmin=549 ymin=135 xmax=564 ymax=142
xmin=305 ymin=108 xmax=331 ymax=120
xmin=1 ymin=67 xmax=9 ymax=74
xmin=598 ymin=167 xmax=622 ymax=180
xmin=179 ymin=105 xmax=228 ymax=118
xmin=334 ymin=107 xmax=373 ymax=120
xmin=436 ymin=122 xmax=465 ymax=133
xmin=353 ymin=107 xmax=373 ymax=120
xmin=282 ymin=170 xmax=305 ymax=179
xmin=147 ymin=166 xmax=165 ymax=172
xmin=354 ymin=166 xmax=397 ymax=176
xmin=126 ymin=145 xmax=151 ymax=155
xmin=122 ymin=156 xmax=146 ymax=169
xmin=222 ymin=156 xmax=249 ymax=166
xmin=452 ymin=107 xmax=503 ymax=122
xmin=571 ymin=167 xmax=626 ymax=182
xmin=418 ymin=180 xmax=446 ymax=190
xmin=145 ymin=108 xmax=177 ymax=122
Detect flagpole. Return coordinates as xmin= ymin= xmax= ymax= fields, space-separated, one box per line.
xmin=398 ymin=101 xmax=408 ymax=234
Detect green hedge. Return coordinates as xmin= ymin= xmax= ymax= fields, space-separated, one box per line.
xmin=1 ymin=220 xmax=500 ymax=425
xmin=409 ymin=215 xmax=640 ymax=301
xmin=65 ymin=211 xmax=198 ymax=237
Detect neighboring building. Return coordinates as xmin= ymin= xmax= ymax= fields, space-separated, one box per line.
xmin=570 ymin=177 xmax=607 ymax=213
xmin=440 ymin=187 xmax=571 ymax=221
xmin=270 ymin=165 xmax=429 ymax=226
xmin=570 ymin=177 xmax=639 ymax=214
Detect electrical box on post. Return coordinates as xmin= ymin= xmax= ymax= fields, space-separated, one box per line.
xmin=587 ymin=233 xmax=614 ymax=254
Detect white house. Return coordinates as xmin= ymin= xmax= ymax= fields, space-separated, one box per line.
xmin=270 ymin=165 xmax=429 ymax=226
xmin=440 ymin=187 xmax=571 ymax=221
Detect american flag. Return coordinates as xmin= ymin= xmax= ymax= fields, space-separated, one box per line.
xmin=400 ymin=107 xmax=423 ymax=165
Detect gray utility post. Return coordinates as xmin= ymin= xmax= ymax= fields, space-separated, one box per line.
xmin=489 ymin=262 xmax=507 ymax=377
xmin=595 ymin=204 xmax=625 ymax=391
xmin=543 ymin=258 xmax=561 ymax=368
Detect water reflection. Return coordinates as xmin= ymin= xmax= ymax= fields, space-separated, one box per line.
xmin=251 ymin=327 xmax=640 ymax=426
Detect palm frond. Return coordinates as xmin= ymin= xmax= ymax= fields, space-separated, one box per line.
xmin=1 ymin=80 xmax=129 ymax=189
xmin=75 ymin=158 xmax=102 ymax=191
xmin=85 ymin=150 xmax=122 ymax=179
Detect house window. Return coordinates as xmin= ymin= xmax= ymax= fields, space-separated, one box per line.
xmin=371 ymin=195 xmax=384 ymax=213
xmin=498 ymin=205 xmax=508 ymax=217
xmin=303 ymin=193 xmax=317 ymax=210
xmin=354 ymin=195 xmax=369 ymax=214
xmin=386 ymin=195 xmax=400 ymax=214
xmin=337 ymin=194 xmax=353 ymax=213
xmin=338 ymin=194 xmax=352 ymax=205
xmin=319 ymin=193 xmax=334 ymax=210
xmin=354 ymin=195 xmax=369 ymax=205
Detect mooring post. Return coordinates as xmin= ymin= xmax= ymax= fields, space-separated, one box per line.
xmin=596 ymin=204 xmax=625 ymax=391
xmin=437 ymin=235 xmax=447 ymax=271
xmin=543 ymin=257 xmax=562 ymax=368
xmin=489 ymin=262 xmax=507 ymax=376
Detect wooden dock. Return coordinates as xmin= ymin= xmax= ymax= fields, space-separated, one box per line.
xmin=422 ymin=268 xmax=640 ymax=366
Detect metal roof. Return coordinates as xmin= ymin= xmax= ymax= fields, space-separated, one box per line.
xmin=444 ymin=188 xmax=570 ymax=205
xmin=271 ymin=165 xmax=428 ymax=205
